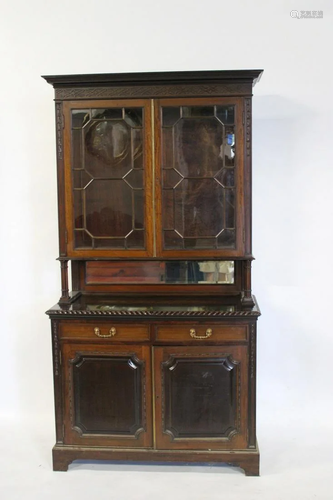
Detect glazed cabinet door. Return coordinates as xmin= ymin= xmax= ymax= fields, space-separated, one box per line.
xmin=63 ymin=343 xmax=152 ymax=447
xmin=63 ymin=99 xmax=153 ymax=258
xmin=155 ymin=98 xmax=245 ymax=258
xmin=154 ymin=345 xmax=248 ymax=450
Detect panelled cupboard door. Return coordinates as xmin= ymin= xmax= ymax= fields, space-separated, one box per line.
xmin=63 ymin=343 xmax=152 ymax=447
xmin=63 ymin=99 xmax=154 ymax=258
xmin=154 ymin=346 xmax=248 ymax=450
xmin=154 ymin=97 xmax=245 ymax=258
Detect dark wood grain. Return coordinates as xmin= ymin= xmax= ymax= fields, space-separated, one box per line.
xmin=55 ymin=101 xmax=67 ymax=257
xmin=43 ymin=69 xmax=263 ymax=87
xmin=154 ymin=345 xmax=248 ymax=450
xmin=63 ymin=343 xmax=152 ymax=448
xmin=46 ymin=69 xmax=262 ymax=475
xmin=52 ymin=444 xmax=260 ymax=475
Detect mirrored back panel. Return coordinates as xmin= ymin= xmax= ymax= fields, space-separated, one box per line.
xmin=85 ymin=260 xmax=235 ymax=285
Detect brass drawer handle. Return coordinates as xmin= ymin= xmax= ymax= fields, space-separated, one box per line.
xmin=190 ymin=328 xmax=212 ymax=339
xmin=94 ymin=327 xmax=117 ymax=338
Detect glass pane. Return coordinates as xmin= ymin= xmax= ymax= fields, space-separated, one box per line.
xmin=162 ymin=107 xmax=180 ymax=127
xmin=174 ymin=179 xmax=224 ymax=237
xmin=174 ymin=117 xmax=223 ymax=177
xmin=225 ymin=189 xmax=235 ymax=228
xmin=133 ymin=190 xmax=144 ymax=229
xmin=216 ymin=105 xmax=234 ymax=125
xmin=162 ymin=191 xmax=175 ymax=231
xmin=163 ymin=169 xmax=183 ymax=189
xmin=224 ymin=126 xmax=235 ymax=167
xmin=182 ymin=106 xmax=214 ymax=117
xmin=73 ymin=191 xmax=84 ymax=229
xmin=92 ymin=108 xmax=122 ymax=120
xmin=94 ymin=239 xmax=125 ymax=249
xmin=217 ymin=229 xmax=235 ymax=248
xmin=85 ymin=260 xmax=234 ymax=284
xmin=74 ymin=230 xmax=92 ymax=248
xmin=124 ymin=108 xmax=143 ymax=127
xmin=184 ymin=238 xmax=217 ymax=249
xmin=164 ymin=230 xmax=183 ymax=249
xmin=124 ymin=169 xmax=143 ymax=189
xmin=84 ymin=120 xmax=132 ymax=178
xmin=72 ymin=110 xmax=90 ymax=129
xmin=72 ymin=129 xmax=82 ymax=170
xmin=162 ymin=127 xmax=174 ymax=169
xmin=71 ymin=107 xmax=145 ymax=250
xmin=161 ymin=105 xmax=237 ymax=250
xmin=132 ymin=128 xmax=143 ymax=169
xmin=85 ymin=179 xmax=133 ymax=238
xmin=126 ymin=230 xmax=145 ymax=249
xmin=215 ymin=168 xmax=234 ymax=187
xmin=73 ymin=170 xmax=92 ymax=189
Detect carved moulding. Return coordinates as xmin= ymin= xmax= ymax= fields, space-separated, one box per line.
xmin=68 ymin=351 xmax=146 ymax=438
xmin=55 ymin=83 xmax=252 ymax=100
xmin=161 ymin=353 xmax=241 ymax=442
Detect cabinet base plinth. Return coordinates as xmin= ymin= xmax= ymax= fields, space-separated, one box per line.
xmin=53 ymin=444 xmax=260 ymax=476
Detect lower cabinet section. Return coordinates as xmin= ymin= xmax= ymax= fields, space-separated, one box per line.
xmin=63 ymin=344 xmax=152 ymax=448
xmin=53 ymin=319 xmax=258 ymax=474
xmin=154 ymin=346 xmax=248 ymax=450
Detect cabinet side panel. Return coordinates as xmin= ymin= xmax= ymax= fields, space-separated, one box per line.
xmin=248 ymin=322 xmax=257 ymax=448
xmin=51 ymin=320 xmax=64 ymax=443
xmin=244 ymin=97 xmax=252 ymax=256
xmin=55 ymin=102 xmax=67 ymax=256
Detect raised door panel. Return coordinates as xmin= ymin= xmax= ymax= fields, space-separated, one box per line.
xmin=63 ymin=343 xmax=152 ymax=447
xmin=63 ymin=99 xmax=153 ymax=258
xmin=155 ymin=97 xmax=245 ymax=258
xmin=154 ymin=345 xmax=248 ymax=450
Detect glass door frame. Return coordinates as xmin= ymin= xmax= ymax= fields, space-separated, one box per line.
xmin=154 ymin=97 xmax=246 ymax=258
xmin=63 ymin=99 xmax=154 ymax=258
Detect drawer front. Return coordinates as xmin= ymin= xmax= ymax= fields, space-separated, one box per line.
xmin=59 ymin=322 xmax=150 ymax=341
xmin=155 ymin=324 xmax=247 ymax=342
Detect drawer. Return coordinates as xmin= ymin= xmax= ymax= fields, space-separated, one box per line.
xmin=59 ymin=322 xmax=150 ymax=341
xmin=155 ymin=324 xmax=247 ymax=342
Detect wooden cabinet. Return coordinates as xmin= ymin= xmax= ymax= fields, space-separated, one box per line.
xmin=154 ymin=345 xmax=248 ymax=450
xmin=63 ymin=343 xmax=152 ymax=448
xmin=44 ymin=70 xmax=262 ymax=475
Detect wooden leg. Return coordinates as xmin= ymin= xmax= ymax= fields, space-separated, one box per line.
xmin=53 ymin=448 xmax=71 ymax=472
xmin=240 ymin=458 xmax=260 ymax=476
xmin=51 ymin=445 xmax=260 ymax=476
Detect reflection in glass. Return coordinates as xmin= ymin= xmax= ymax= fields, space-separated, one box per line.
xmin=161 ymin=105 xmax=236 ymax=250
xmin=85 ymin=260 xmax=234 ymax=284
xmin=124 ymin=108 xmax=142 ymax=127
xmin=92 ymin=108 xmax=122 ymax=120
xmin=182 ymin=106 xmax=214 ymax=117
xmin=71 ymin=107 xmax=145 ymax=250
xmin=72 ymin=110 xmax=90 ymax=128
xmin=216 ymin=105 xmax=234 ymax=125
xmin=88 ymin=304 xmax=236 ymax=313
xmin=162 ymin=107 xmax=180 ymax=127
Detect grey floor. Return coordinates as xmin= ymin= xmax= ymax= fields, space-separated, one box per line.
xmin=0 ymin=415 xmax=332 ymax=500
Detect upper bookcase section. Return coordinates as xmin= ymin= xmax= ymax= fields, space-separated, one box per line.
xmin=43 ymin=70 xmax=263 ymax=259
xmin=42 ymin=70 xmax=263 ymax=100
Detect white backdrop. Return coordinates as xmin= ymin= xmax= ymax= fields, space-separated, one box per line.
xmin=0 ymin=0 xmax=332 ymax=497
